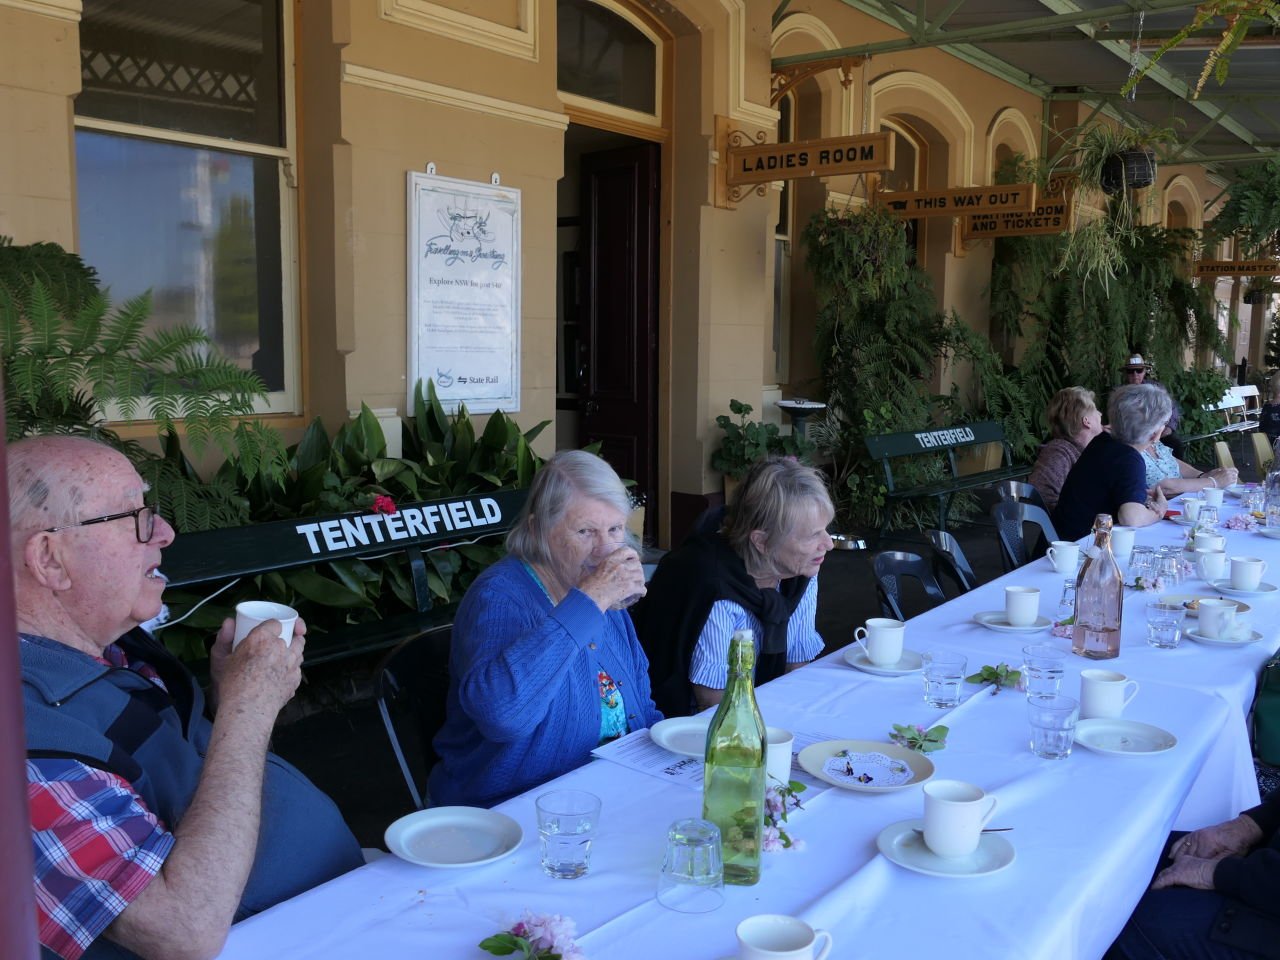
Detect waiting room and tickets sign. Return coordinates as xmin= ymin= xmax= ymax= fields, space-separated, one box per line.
xmin=960 ymin=176 xmax=1076 ymax=239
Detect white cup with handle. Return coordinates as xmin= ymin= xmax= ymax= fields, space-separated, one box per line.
xmin=1230 ymin=556 xmax=1268 ymax=592
xmin=1004 ymin=586 xmax=1040 ymax=627
xmin=233 ymin=601 xmax=298 ymax=648
xmin=1194 ymin=549 xmax=1227 ymax=583
xmin=1182 ymin=497 xmax=1203 ymax=522
xmin=1197 ymin=598 xmax=1237 ymax=639
xmin=1079 ymin=669 xmax=1140 ymax=719
xmin=736 ymin=915 xmax=832 ymax=960
xmin=1194 ymin=531 xmax=1226 ymax=553
xmin=1203 ymin=486 xmax=1225 ymax=508
xmin=1047 ymin=541 xmax=1080 ymax=575
xmin=1110 ymin=526 xmax=1136 ymax=564
xmin=922 ymin=780 xmax=998 ymax=858
xmin=853 ymin=618 xmax=905 ymax=666
xmin=765 ymin=727 xmax=795 ymax=788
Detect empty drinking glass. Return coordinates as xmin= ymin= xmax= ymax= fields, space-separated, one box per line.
xmin=657 ymin=818 xmax=724 ymax=913
xmin=1028 ymin=695 xmax=1078 ymax=760
xmin=1268 ymin=503 xmax=1280 ymax=530
xmin=1198 ymin=505 xmax=1220 ymax=527
xmin=1146 ymin=600 xmax=1185 ymax=649
xmin=1128 ymin=547 xmax=1156 ymax=585
xmin=1056 ymin=579 xmax=1077 ymax=624
xmin=922 ymin=651 xmax=967 ymax=709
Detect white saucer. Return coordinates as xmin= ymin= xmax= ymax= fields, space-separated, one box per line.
xmin=385 ymin=807 xmax=523 ymax=868
xmin=973 ymin=611 xmax=1052 ymax=633
xmin=1209 ymin=579 xmax=1278 ymax=597
xmin=1225 ymin=484 xmax=1251 ymax=498
xmin=797 ymin=739 xmax=934 ymax=793
xmin=1168 ymin=515 xmax=1199 ymax=526
xmin=1258 ymin=528 xmax=1280 ymax=541
xmin=1186 ymin=628 xmax=1264 ymax=647
xmin=876 ymin=818 xmax=1015 ymax=878
xmin=1074 ymin=719 xmax=1177 ymax=756
xmin=843 ymin=647 xmax=924 ymax=677
xmin=649 ymin=716 xmax=710 ymax=758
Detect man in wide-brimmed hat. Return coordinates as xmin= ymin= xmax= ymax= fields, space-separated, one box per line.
xmin=1120 ymin=353 xmax=1152 ymax=385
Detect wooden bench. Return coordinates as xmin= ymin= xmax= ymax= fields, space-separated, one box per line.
xmin=160 ymin=489 xmax=528 ymax=666
xmin=864 ymin=422 xmax=1029 ymax=533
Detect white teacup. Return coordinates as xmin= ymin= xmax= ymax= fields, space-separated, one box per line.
xmin=922 ymin=780 xmax=998 ymax=858
xmin=1182 ymin=497 xmax=1203 ymax=522
xmin=1110 ymin=526 xmax=1136 ymax=564
xmin=736 ymin=915 xmax=833 ymax=960
xmin=1194 ymin=532 xmax=1226 ymax=553
xmin=1197 ymin=598 xmax=1237 ymax=639
xmin=1230 ymin=556 xmax=1268 ymax=592
xmin=1203 ymin=486 xmax=1225 ymax=508
xmin=766 ymin=727 xmax=795 ymax=788
xmin=1194 ymin=548 xmax=1227 ymax=583
xmin=1004 ymin=586 xmax=1040 ymax=627
xmin=233 ymin=601 xmax=298 ymax=648
xmin=854 ymin=618 xmax=905 ymax=667
xmin=1079 ymin=669 xmax=1140 ymax=720
xmin=1047 ymin=541 xmax=1080 ymax=575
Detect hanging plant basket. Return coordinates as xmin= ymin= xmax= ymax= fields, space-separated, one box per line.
xmin=1100 ymin=149 xmax=1157 ymax=196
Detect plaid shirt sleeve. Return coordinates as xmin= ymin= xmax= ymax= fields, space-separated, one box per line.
xmin=28 ymin=757 xmax=175 ymax=960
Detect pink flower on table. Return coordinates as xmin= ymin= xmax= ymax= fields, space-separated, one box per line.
xmin=762 ymin=825 xmax=784 ymax=853
xmin=518 ymin=911 xmax=581 ymax=957
xmin=371 ymin=494 xmax=397 ymax=515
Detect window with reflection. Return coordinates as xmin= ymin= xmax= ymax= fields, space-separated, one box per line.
xmin=557 ymin=0 xmax=656 ymax=114
xmin=75 ymin=0 xmax=295 ymax=408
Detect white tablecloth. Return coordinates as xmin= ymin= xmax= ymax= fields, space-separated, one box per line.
xmin=218 ymin=497 xmax=1280 ymax=960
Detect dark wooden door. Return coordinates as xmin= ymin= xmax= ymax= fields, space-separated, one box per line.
xmin=579 ymin=143 xmax=659 ymax=532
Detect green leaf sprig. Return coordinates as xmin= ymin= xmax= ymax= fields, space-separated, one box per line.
xmin=965 ymin=663 xmax=1022 ymax=695
xmin=889 ymin=723 xmax=948 ymax=753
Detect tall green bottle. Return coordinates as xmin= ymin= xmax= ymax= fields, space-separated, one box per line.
xmin=701 ymin=630 xmax=766 ymax=885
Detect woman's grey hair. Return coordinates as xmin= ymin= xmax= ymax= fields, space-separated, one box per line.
xmin=723 ymin=457 xmax=834 ymax=580
xmin=1108 ymin=383 xmax=1173 ymax=446
xmin=506 ymin=449 xmax=636 ymax=566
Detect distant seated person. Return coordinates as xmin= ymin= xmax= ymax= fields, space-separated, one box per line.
xmin=14 ymin=436 xmax=361 ymax=960
xmin=1261 ymin=371 xmax=1280 ymax=447
xmin=1053 ymin=384 xmax=1170 ymax=541
xmin=1121 ymin=353 xmax=1185 ymax=460
xmin=1108 ymin=790 xmax=1280 ymax=959
xmin=634 ymin=457 xmax=833 ymax=716
xmin=1028 ymin=386 xmax=1103 ymax=511
xmin=429 ymin=450 xmax=661 ymax=808
xmin=1139 ymin=387 xmax=1237 ymax=496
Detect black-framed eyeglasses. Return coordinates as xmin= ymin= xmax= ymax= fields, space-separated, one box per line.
xmin=44 ymin=505 xmax=158 ymax=544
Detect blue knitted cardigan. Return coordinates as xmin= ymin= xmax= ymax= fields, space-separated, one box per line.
xmin=428 ymin=555 xmax=663 ymax=808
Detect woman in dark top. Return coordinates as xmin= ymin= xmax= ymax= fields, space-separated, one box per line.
xmin=1260 ymin=372 xmax=1280 ymax=447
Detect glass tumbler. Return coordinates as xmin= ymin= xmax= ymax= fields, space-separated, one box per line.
xmin=1145 ymin=600 xmax=1184 ymax=649
xmin=922 ymin=651 xmax=967 ymax=709
xmin=1028 ymin=695 xmax=1078 ymax=760
xmin=1128 ymin=547 xmax=1156 ymax=585
xmin=536 ymin=789 xmax=601 ymax=879
xmin=656 ymin=818 xmax=724 ymax=913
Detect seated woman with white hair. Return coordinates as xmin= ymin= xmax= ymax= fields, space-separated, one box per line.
xmin=1053 ymin=383 xmax=1170 ymax=541
xmin=429 ymin=450 xmax=662 ymax=808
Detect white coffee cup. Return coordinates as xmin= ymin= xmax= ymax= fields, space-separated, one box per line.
xmin=233 ymin=601 xmax=299 ymax=648
xmin=1203 ymin=486 xmax=1225 ymax=508
xmin=1194 ymin=532 xmax=1227 ymax=553
xmin=1079 ymin=669 xmax=1140 ymax=720
xmin=1047 ymin=541 xmax=1080 ymax=575
xmin=766 ymin=727 xmax=795 ymax=789
xmin=1110 ymin=526 xmax=1136 ymax=564
xmin=922 ymin=780 xmax=998 ymax=859
xmin=736 ymin=915 xmax=833 ymax=960
xmin=1004 ymin=586 xmax=1040 ymax=627
xmin=854 ymin=618 xmax=905 ymax=666
xmin=1182 ymin=497 xmax=1203 ymax=522
xmin=1230 ymin=556 xmax=1268 ymax=592
xmin=1195 ymin=548 xmax=1227 ymax=583
xmin=1197 ymin=598 xmax=1237 ymax=639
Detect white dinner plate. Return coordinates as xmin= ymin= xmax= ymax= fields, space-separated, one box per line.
xmin=1209 ymin=580 xmax=1278 ymax=597
xmin=1258 ymin=528 xmax=1280 ymax=541
xmin=797 ymin=739 xmax=934 ymax=793
xmin=1161 ymin=595 xmax=1251 ymax=619
xmin=1186 ymin=628 xmax=1264 ymax=647
xmin=843 ymin=647 xmax=924 ymax=677
xmin=1167 ymin=515 xmax=1198 ymax=526
xmin=876 ymin=819 xmax=1015 ymax=878
xmin=1225 ymin=484 xmax=1251 ymax=499
xmin=649 ymin=716 xmax=711 ymax=758
xmin=972 ymin=611 xmax=1052 ymax=633
xmin=384 ymin=807 xmax=522 ymax=868
xmin=1073 ymin=719 xmax=1177 ymax=756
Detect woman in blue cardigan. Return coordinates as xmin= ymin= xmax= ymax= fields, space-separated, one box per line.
xmin=429 ymin=450 xmax=662 ymax=808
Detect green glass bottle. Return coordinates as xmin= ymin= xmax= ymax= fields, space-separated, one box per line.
xmin=701 ymin=629 xmax=766 ymax=885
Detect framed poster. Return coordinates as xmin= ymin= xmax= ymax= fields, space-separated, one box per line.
xmin=407 ymin=171 xmax=521 ymax=413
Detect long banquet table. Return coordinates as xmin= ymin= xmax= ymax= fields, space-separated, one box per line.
xmin=218 ymin=495 xmax=1280 ymax=960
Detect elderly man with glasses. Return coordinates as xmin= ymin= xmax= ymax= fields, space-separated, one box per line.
xmin=11 ymin=436 xmax=361 ymax=960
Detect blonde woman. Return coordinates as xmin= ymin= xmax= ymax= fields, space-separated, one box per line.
xmin=1029 ymin=387 xmax=1104 ymax=511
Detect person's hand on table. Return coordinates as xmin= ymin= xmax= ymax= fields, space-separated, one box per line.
xmin=1147 ymin=486 xmax=1168 ymax=517
xmin=1172 ymin=815 xmax=1263 ymax=862
xmin=1205 ymin=467 xmax=1238 ymax=487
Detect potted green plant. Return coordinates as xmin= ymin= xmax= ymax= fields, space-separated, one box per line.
xmin=711 ymin=399 xmax=815 ymax=496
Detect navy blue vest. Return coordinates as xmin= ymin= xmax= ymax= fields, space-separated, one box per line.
xmin=22 ymin=631 xmax=363 ymax=960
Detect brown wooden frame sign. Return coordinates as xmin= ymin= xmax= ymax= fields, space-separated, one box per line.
xmin=1194 ymin=260 xmax=1280 ymax=278
xmin=960 ymin=176 xmax=1076 ymax=240
xmin=876 ymin=183 xmax=1037 ymax=218
xmin=726 ymin=131 xmax=894 ymax=187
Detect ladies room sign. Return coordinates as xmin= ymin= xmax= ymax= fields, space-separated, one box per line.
xmin=407 ymin=171 xmax=521 ymax=413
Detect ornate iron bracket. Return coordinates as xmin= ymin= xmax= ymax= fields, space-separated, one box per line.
xmin=771 ymin=55 xmax=867 ymax=106
xmin=725 ymin=128 xmax=771 ymax=203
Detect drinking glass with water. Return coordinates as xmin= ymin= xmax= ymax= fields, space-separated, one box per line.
xmin=922 ymin=651 xmax=966 ymax=708
xmin=536 ymin=789 xmax=601 ymax=879
xmin=1021 ymin=643 xmax=1066 ymax=697
xmin=1028 ymin=695 xmax=1078 ymax=760
xmin=1145 ymin=600 xmax=1185 ymax=649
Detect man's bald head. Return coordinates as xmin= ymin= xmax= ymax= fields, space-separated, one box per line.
xmin=8 ymin=436 xmax=126 ymax=543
